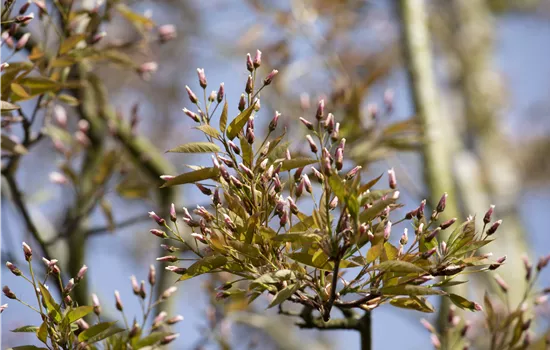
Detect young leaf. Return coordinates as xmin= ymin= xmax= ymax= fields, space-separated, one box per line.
xmin=279 ymin=158 xmax=317 ymax=172
xmin=7 ymin=346 xmax=49 ymax=350
xmin=178 ymin=256 xmax=228 ymax=281
xmin=195 ymin=125 xmax=221 ymax=139
xmin=161 ymin=167 xmax=219 ymax=188
xmin=77 ymin=321 xmax=117 ymax=342
xmin=359 ymin=173 xmax=384 ymax=193
xmin=167 ymin=142 xmax=221 ymax=153
xmin=134 ymin=332 xmax=173 ymax=349
xmin=38 ymin=284 xmax=61 ymax=322
xmin=1 ymin=136 xmax=28 ymax=155
xmin=268 ymin=283 xmax=300 ymax=308
xmin=11 ymin=325 xmax=39 ymax=333
xmin=379 ymin=284 xmax=445 ymax=296
xmin=370 ymin=260 xmax=426 ymax=274
xmin=1 ymin=100 xmax=21 ymax=111
xmin=390 ymin=296 xmax=435 ymax=313
xmin=227 ymin=104 xmax=255 ymax=140
xmin=219 ymin=100 xmax=228 ymax=132
xmin=59 ymin=34 xmax=87 ymax=55
xmin=449 ymin=293 xmax=479 ymax=311
xmin=58 ymin=94 xmax=80 ymax=106
xmin=65 ymin=306 xmax=94 ymax=324
xmin=36 ymin=322 xmax=47 ymax=344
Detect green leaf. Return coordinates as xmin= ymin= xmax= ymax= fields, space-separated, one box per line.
xmin=227 ymin=104 xmax=255 ymax=140
xmin=134 ymin=332 xmax=172 ymax=349
xmin=36 ymin=322 xmax=47 ymax=344
xmin=161 ymin=167 xmax=219 ymax=188
xmin=359 ymin=173 xmax=383 ymax=193
xmin=219 ymin=100 xmax=228 ymax=132
xmin=116 ymin=4 xmax=155 ymax=28
xmin=239 ymin=135 xmax=253 ymax=167
xmin=390 ymin=297 xmax=435 ymax=313
xmin=448 ymin=293 xmax=479 ymax=311
xmin=366 ymin=243 xmax=383 ymax=263
xmin=38 ymin=284 xmax=61 ymax=322
xmin=59 ymin=34 xmax=87 ymax=55
xmin=227 ymin=240 xmax=260 ymax=258
xmin=11 ymin=83 xmax=30 ymax=98
xmin=11 ymin=325 xmax=39 ymax=333
xmin=178 ymin=256 xmax=228 ymax=281
xmin=7 ymin=346 xmax=49 ymax=350
xmin=18 ymin=77 xmax=61 ymax=94
xmin=167 ymin=142 xmax=221 ymax=153
xmin=66 ymin=306 xmax=94 ymax=324
xmin=359 ymin=197 xmax=397 ymax=222
xmin=1 ymin=100 xmax=21 ymax=111
xmin=78 ymin=321 xmax=117 ymax=342
xmin=379 ymin=284 xmax=445 ymax=296
xmin=370 ymin=260 xmax=426 ymax=274
xmin=253 ymin=270 xmax=296 ymax=285
xmin=271 ymin=233 xmax=321 ymax=244
xmin=289 ymin=216 xmax=316 ymax=233
xmin=1 ymin=135 xmax=28 ymax=155
xmin=195 ymin=125 xmax=221 ymax=139
xmin=58 ymin=94 xmax=79 ymax=106
xmin=85 ymin=325 xmax=125 ymax=344
xmin=278 ymin=158 xmax=317 ymax=172
xmin=268 ymin=283 xmax=300 ymax=308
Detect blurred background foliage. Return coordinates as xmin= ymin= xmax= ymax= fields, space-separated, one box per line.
xmin=2 ymin=0 xmax=550 ymax=349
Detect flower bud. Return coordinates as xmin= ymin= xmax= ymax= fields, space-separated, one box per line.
xmin=417 ymin=200 xmax=426 ymax=219
xmin=331 ymin=122 xmax=340 ymax=142
xmin=400 ymin=229 xmax=409 ymax=245
xmin=156 ymin=255 xmax=178 ymax=263
xmin=15 ymin=32 xmax=31 ymax=51
xmin=489 ymin=255 xmax=507 ymax=270
xmin=6 ymin=262 xmax=21 ymax=276
xmin=246 ymin=127 xmax=255 ymax=144
xmin=246 ymin=53 xmax=254 ymax=72
xmin=426 ymin=228 xmax=441 ymax=242
xmin=1 ymin=303 xmax=9 ymax=313
xmin=279 ymin=210 xmax=288 ymax=227
xmin=169 ymin=203 xmax=177 ymax=222
xmin=238 ymin=94 xmax=246 ymax=112
xmin=436 ymin=193 xmax=447 ymax=213
xmin=483 ymin=205 xmax=495 ymax=224
xmin=300 ymin=117 xmax=314 ymax=130
xmin=253 ymin=50 xmax=261 ymax=68
xmin=383 ymin=221 xmax=392 ymax=241
xmin=268 ymin=111 xmax=281 ymax=131
xmin=182 ymin=108 xmax=200 ymax=123
xmin=161 ymin=334 xmax=180 ymax=345
xmin=388 ymin=168 xmax=397 ymax=189
xmin=421 ymin=247 xmax=437 ymax=259
xmin=227 ymin=140 xmax=240 ymax=155
xmin=208 ymin=91 xmax=217 ymax=102
xmin=335 ymin=147 xmax=343 ymax=171
xmin=148 ymin=211 xmax=166 ymax=226
xmin=311 ymin=167 xmax=324 ymax=183
xmin=196 ymin=68 xmax=207 ymax=89
xmin=19 ymin=1 xmax=31 ymax=14
xmin=76 ymin=265 xmax=88 ymax=282
xmin=329 ymin=196 xmax=338 ymax=210
xmin=158 ymin=24 xmax=176 ymax=43
xmin=431 ymin=334 xmax=441 ymax=349
xmin=420 ymin=318 xmax=436 ymax=333
xmin=215 ymin=82 xmax=225 ymax=103
xmin=185 ymin=85 xmax=198 ymax=104
xmin=15 ymin=13 xmax=34 ymax=25
xmin=494 ymin=274 xmax=508 ymax=293
xmin=22 ymin=242 xmax=32 ymax=261
xmin=522 ymin=255 xmax=532 ymax=281
xmin=295 ymin=178 xmax=305 ymax=198
xmin=153 ymin=311 xmax=167 ymax=328
xmin=259 ymin=158 xmax=268 ymax=170
xmin=91 ymin=31 xmax=106 ymax=44
xmin=139 ymin=281 xmax=146 ymax=299
xmin=166 ymin=315 xmax=184 ymax=325
xmin=263 ymin=69 xmax=278 ymax=85
xmin=287 ymin=197 xmax=299 ymax=214
xmin=537 ymin=254 xmax=550 ymax=271
xmin=230 ymin=175 xmax=244 ymax=189
xmin=148 ymin=265 xmax=156 ymax=286
xmin=161 ymin=286 xmax=177 ymax=299
xmin=440 ymin=241 xmax=448 ymax=255
xmin=114 ymin=290 xmax=123 ymax=311
xmin=315 ymin=99 xmax=325 ymax=120
xmin=486 ymin=220 xmax=502 ymax=235
xmin=130 ymin=275 xmax=140 ymax=295
xmin=306 ymin=135 xmax=318 ymax=153
xmin=3 ymin=286 xmax=16 ymax=299
xmin=196 ymin=184 xmax=212 ymax=196
xmin=92 ymin=294 xmax=101 ymax=315
xmin=345 ymin=166 xmax=362 ymax=180
xmin=324 ymin=113 xmax=335 ymax=133
xmin=440 ymin=218 xmax=457 ymax=230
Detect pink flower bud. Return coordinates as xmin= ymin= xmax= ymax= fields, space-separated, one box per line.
xmin=161 ymin=286 xmax=177 ymax=299
xmin=400 ymin=229 xmax=409 ymax=245
xmin=217 ymin=82 xmax=225 ymax=103
xmin=238 ymin=94 xmax=246 ymax=111
xmin=421 ymin=247 xmax=437 ymax=259
xmin=156 ymin=256 xmax=178 ymax=263
xmin=223 ymin=214 xmax=237 ymax=230
xmin=183 ymin=108 xmax=200 ymax=123
xmin=195 ymin=68 xmax=207 ymax=89
xmin=329 ymin=196 xmax=338 ymax=210
xmin=253 ymin=49 xmax=262 ymax=68
xmin=316 ymin=99 xmax=325 ymax=120
xmin=260 ymin=159 xmax=268 ymax=170
xmin=287 ymin=197 xmax=299 ymax=214
xmin=0 ymin=304 xmax=8 ymax=313
xmin=137 ymin=62 xmax=158 ymax=80
xmin=148 ymin=211 xmax=166 ymax=226
xmin=74 ymin=131 xmax=90 ymax=147
xmin=311 ymin=167 xmax=324 ymax=183
xmin=263 ymin=69 xmax=278 ymax=85
xmin=3 ymin=286 xmax=16 ymax=299
xmin=158 ymin=24 xmax=176 ymax=43
xmin=246 ymin=127 xmax=255 ymax=144
xmin=420 ymin=318 xmax=436 ymax=333
xmin=15 ymin=13 xmax=34 ymax=25
xmin=306 ymin=135 xmax=318 ymax=153
xmin=166 ymin=315 xmax=184 ymax=325
xmin=486 ymin=220 xmax=502 ymax=235
xmin=150 ymin=229 xmax=168 ymax=239
xmin=440 ymin=218 xmax=457 ymax=230
xmin=279 ymin=210 xmax=288 ymax=227
xmin=383 ymin=221 xmax=392 ymax=241
xmin=6 ymin=262 xmax=21 ymax=276
xmin=300 ymin=117 xmax=314 ymax=130
xmin=92 ymin=294 xmax=101 ymax=315
xmin=483 ymin=205 xmax=495 ymax=224
xmin=302 ymin=174 xmax=312 ymax=194
xmin=426 ymin=228 xmax=441 ymax=242
xmin=15 ymin=32 xmax=30 ymax=50
xmin=345 ymin=166 xmax=362 ymax=180
xmin=417 ymin=200 xmax=426 ymax=219
xmin=185 ymin=85 xmax=198 ymax=104
xmin=537 ymin=254 xmax=550 ymax=271
xmin=91 ymin=31 xmax=106 ymax=44
xmin=114 ymin=290 xmax=123 ymax=311
xmin=76 ymin=265 xmax=87 ymax=281
xmin=436 ymin=193 xmax=447 ymax=213
xmin=161 ymin=333 xmax=180 ymax=345
xmin=245 ymin=75 xmax=253 ymax=94
xmin=0 ymin=62 xmax=9 ymax=72
xmin=22 ymin=242 xmax=32 ymax=261
xmin=246 ymin=53 xmax=254 ymax=72
xmin=230 ymin=175 xmax=244 ymax=189
xmin=324 ymin=113 xmax=335 ymax=132
xmin=49 ymin=171 xmax=68 ymax=185
xmin=494 ymin=274 xmax=508 ymax=293
xmin=335 ymin=147 xmax=343 ymax=171
xmin=431 ymin=334 xmax=441 ymax=349
xmin=388 ymin=168 xmax=397 ymax=189
xmin=473 ymin=303 xmax=483 ymax=311
xmin=149 ymin=265 xmax=156 ymax=286
xmin=19 ymin=1 xmax=31 ymax=14
xmin=331 ymin=122 xmax=340 ymax=141
xmin=130 ymin=275 xmax=140 ymax=295
xmin=168 ymin=203 xmax=177 ymax=222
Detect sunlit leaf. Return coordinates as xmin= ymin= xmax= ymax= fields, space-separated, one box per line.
xmin=134 ymin=332 xmax=172 ymax=349
xmin=449 ymin=293 xmax=479 ymax=311
xmin=1 ymin=135 xmax=28 ymax=155
xmin=65 ymin=306 xmax=94 ymax=324
xmin=268 ymin=283 xmax=300 ymax=308
xmin=195 ymin=125 xmax=221 ymax=139
xmin=77 ymin=321 xmax=117 ymax=342
xmin=219 ymin=100 xmax=228 ymax=132
xmin=58 ymin=94 xmax=79 ymax=106
xmin=359 ymin=173 xmax=384 ymax=193
xmin=11 ymin=325 xmax=39 ymax=333
xmin=59 ymin=34 xmax=87 ymax=55
xmin=371 ymin=260 xmax=426 ymax=274
xmin=1 ymin=100 xmax=20 ymax=111
xmin=390 ymin=296 xmax=435 ymax=313
xmin=10 ymin=83 xmax=29 ymax=98
xmin=161 ymin=167 xmax=219 ymax=188
xmin=38 ymin=284 xmax=61 ymax=322
xmin=379 ymin=284 xmax=445 ymax=296
xmin=167 ymin=142 xmax=221 ymax=153
xmin=178 ymin=256 xmax=228 ymax=281
xmin=116 ymin=4 xmax=155 ymax=28
xmin=227 ymin=104 xmax=255 ymax=140
xmin=36 ymin=322 xmax=47 ymax=344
